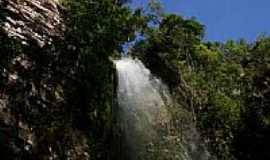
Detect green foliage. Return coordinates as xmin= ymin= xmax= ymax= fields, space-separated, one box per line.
xmin=131 ymin=12 xmax=270 ymax=160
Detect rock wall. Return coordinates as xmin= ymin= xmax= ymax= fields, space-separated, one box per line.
xmin=0 ymin=1 xmax=67 ymax=159
xmin=0 ymin=0 xmax=65 ymax=47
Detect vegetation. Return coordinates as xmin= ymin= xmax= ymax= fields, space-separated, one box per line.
xmin=0 ymin=0 xmax=270 ymax=160
xmin=131 ymin=13 xmax=270 ymax=160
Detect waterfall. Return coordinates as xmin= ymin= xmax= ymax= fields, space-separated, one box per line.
xmin=114 ymin=57 xmax=210 ymax=160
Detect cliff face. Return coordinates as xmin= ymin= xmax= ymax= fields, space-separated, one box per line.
xmin=0 ymin=0 xmax=64 ymax=47
xmin=0 ymin=1 xmax=117 ymax=159
xmin=0 ymin=1 xmax=69 ymax=159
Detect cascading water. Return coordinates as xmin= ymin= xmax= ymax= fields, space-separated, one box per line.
xmin=114 ymin=57 xmax=210 ymax=160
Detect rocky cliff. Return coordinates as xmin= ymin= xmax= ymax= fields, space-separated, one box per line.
xmin=0 ymin=0 xmax=69 ymax=159
xmin=0 ymin=0 xmax=118 ymax=159
xmin=0 ymin=0 xmax=64 ymax=47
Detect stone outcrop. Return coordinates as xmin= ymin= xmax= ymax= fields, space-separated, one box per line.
xmin=0 ymin=0 xmax=65 ymax=47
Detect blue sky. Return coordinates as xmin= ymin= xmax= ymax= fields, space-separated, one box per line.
xmin=130 ymin=0 xmax=270 ymax=42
